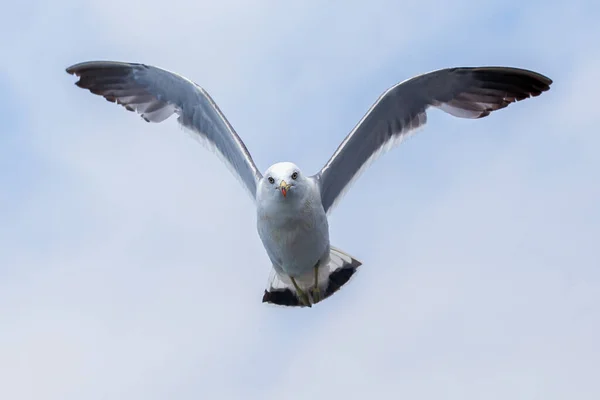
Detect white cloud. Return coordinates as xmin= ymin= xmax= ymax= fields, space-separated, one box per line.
xmin=1 ymin=0 xmax=599 ymax=399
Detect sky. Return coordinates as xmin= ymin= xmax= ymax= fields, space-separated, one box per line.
xmin=1 ymin=0 xmax=599 ymax=399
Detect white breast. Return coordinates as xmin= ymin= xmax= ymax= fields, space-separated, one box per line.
xmin=256 ymin=183 xmax=329 ymax=277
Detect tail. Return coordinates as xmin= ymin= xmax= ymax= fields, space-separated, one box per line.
xmin=262 ymin=246 xmax=363 ymax=307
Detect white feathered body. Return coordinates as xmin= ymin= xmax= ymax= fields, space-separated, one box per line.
xmin=256 ymin=177 xmax=329 ymax=285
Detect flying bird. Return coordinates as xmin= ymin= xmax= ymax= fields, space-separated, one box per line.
xmin=66 ymin=61 xmax=552 ymax=307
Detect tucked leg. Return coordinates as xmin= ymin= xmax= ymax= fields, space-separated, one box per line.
xmin=310 ymin=264 xmax=321 ymax=303
xmin=290 ymin=277 xmax=311 ymax=307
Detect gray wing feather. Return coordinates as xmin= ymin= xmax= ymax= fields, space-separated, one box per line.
xmin=66 ymin=61 xmax=263 ymax=200
xmin=314 ymin=66 xmax=553 ymax=214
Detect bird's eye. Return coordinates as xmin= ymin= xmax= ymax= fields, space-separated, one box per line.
xmin=268 ymin=177 xmax=275 ymax=184
xmin=291 ymin=172 xmax=298 ymax=180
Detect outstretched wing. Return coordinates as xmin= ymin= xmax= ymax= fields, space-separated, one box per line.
xmin=66 ymin=61 xmax=263 ymax=200
xmin=314 ymin=66 xmax=552 ymax=214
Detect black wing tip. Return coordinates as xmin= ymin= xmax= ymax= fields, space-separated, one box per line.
xmin=462 ymin=66 xmax=553 ymax=114
xmin=65 ymin=60 xmax=146 ymax=77
xmin=65 ymin=61 xmax=105 ymax=76
xmin=447 ymin=66 xmax=552 ymax=95
xmin=474 ymin=66 xmax=553 ymax=91
xmin=66 ymin=61 xmax=140 ymax=96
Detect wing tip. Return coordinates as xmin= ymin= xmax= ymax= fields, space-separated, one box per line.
xmin=65 ymin=60 xmax=144 ymax=78
xmin=65 ymin=61 xmax=97 ymax=76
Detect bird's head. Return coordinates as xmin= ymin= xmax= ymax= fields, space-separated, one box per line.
xmin=259 ymin=162 xmax=307 ymax=202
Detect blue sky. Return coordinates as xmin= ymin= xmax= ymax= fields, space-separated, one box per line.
xmin=1 ymin=0 xmax=599 ymax=399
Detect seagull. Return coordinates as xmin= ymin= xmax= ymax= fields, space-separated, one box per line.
xmin=66 ymin=61 xmax=552 ymax=308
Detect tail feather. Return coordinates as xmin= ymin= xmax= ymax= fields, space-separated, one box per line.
xmin=324 ymin=246 xmax=362 ymax=297
xmin=262 ymin=246 xmax=362 ymax=308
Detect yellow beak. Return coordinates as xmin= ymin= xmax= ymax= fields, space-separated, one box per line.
xmin=279 ymin=180 xmax=291 ymax=197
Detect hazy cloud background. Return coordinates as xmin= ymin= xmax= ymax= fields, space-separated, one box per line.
xmin=1 ymin=0 xmax=599 ymax=399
